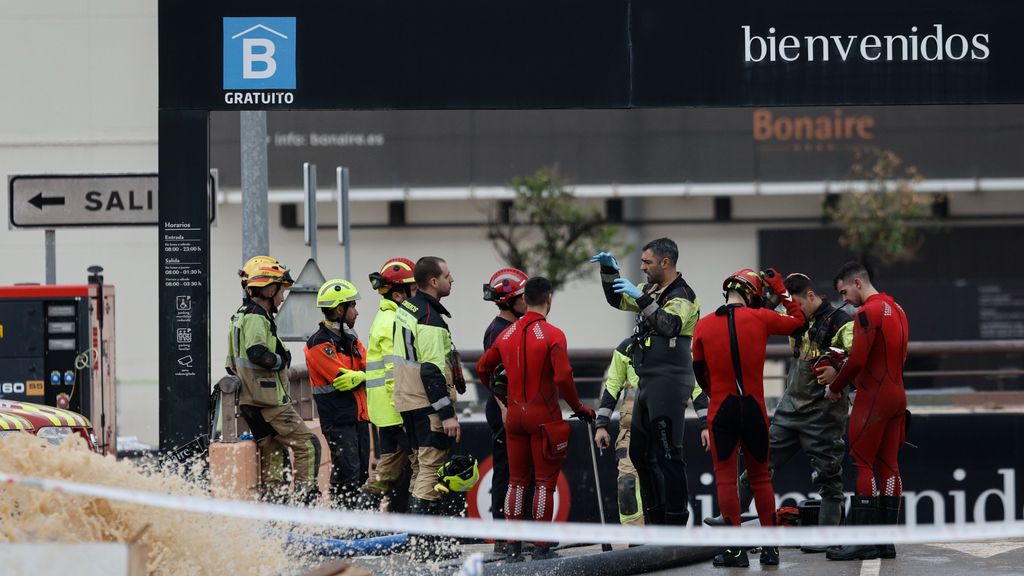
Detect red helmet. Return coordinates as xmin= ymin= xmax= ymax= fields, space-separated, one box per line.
xmin=483 ymin=267 xmax=528 ymax=305
xmin=369 ymin=257 xmax=416 ymax=294
xmin=723 ymin=268 xmax=765 ymax=308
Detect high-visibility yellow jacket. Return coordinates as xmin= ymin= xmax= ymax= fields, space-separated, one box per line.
xmin=390 ymin=292 xmax=458 ymax=419
xmin=226 ymin=299 xmax=290 ymax=408
xmin=365 ymin=299 xmax=404 ymax=428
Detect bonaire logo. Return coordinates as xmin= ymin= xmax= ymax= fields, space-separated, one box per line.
xmin=223 ymin=17 xmax=296 ymax=90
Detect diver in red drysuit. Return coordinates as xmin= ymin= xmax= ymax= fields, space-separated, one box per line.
xmin=692 ymin=268 xmax=805 ymax=568
xmin=820 ymin=261 xmax=909 ymax=562
xmin=476 ymin=277 xmax=595 ymax=562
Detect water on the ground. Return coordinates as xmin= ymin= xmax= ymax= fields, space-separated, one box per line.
xmin=0 ymin=433 xmax=301 ymax=575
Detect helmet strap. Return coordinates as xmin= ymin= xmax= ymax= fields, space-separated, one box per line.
xmin=251 ymin=283 xmax=282 ymax=315
xmin=386 ymin=285 xmax=412 ymax=302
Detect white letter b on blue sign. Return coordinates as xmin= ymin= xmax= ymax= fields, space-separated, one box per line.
xmin=224 ymin=17 xmax=295 ymax=89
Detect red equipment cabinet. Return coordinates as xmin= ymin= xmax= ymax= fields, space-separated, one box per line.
xmin=0 ymin=282 xmax=116 ymax=454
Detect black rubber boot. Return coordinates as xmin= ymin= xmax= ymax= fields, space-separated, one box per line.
xmin=644 ymin=505 xmax=666 ymax=525
xmin=532 ymin=543 xmax=558 ymax=560
xmin=357 ymin=490 xmax=384 ymax=512
xmin=430 ymin=497 xmax=461 ymax=561
xmin=407 ymin=497 xmax=438 ymax=562
xmin=665 ymin=510 xmax=690 ymax=526
xmin=505 ymin=542 xmax=525 ymax=563
xmin=713 ymin=548 xmax=750 ymax=567
xmin=801 ymin=498 xmax=843 ymax=553
xmin=877 ymin=495 xmax=901 ymax=559
xmin=296 ymin=485 xmax=322 ymax=507
xmin=827 ymin=496 xmax=880 ymax=561
xmin=759 ymin=546 xmax=780 ymax=566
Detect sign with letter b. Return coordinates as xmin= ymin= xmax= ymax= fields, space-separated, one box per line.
xmin=223 ymin=17 xmax=296 ymax=89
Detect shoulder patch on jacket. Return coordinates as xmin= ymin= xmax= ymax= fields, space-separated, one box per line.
xmin=322 ymin=344 xmax=336 ymax=358
xmin=858 ymin=310 xmax=869 ymax=328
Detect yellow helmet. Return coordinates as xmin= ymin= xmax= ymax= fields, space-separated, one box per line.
xmin=317 ymin=279 xmax=360 ymax=309
xmin=434 ymin=454 xmax=480 ymax=493
xmin=239 ymin=256 xmax=280 ymax=287
xmin=245 ymin=261 xmax=294 ymax=290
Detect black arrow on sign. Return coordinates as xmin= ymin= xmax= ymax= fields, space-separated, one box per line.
xmin=29 ymin=192 xmax=66 ymax=210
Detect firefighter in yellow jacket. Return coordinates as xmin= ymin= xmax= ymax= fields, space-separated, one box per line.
xmin=227 ymin=257 xmax=321 ymax=504
xmin=390 ymin=256 xmax=465 ymax=561
xmin=360 ymin=257 xmax=418 ymax=512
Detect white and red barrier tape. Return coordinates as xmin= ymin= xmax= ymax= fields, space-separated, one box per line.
xmin=2 ymin=471 xmax=1022 ymax=547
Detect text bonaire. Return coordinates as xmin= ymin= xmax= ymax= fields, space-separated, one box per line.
xmin=753 ymin=108 xmax=874 ymax=142
xmin=742 ymin=24 xmax=990 ymax=64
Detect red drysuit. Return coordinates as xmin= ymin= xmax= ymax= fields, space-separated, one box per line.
xmin=692 ymin=278 xmax=805 ymax=528
xmin=827 ymin=293 xmax=909 ymax=497
xmin=476 ymin=311 xmax=588 ymax=528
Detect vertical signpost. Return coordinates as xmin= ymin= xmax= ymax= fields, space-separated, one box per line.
xmin=337 ymin=167 xmax=351 ymax=281
xmin=158 ymin=111 xmax=210 ymax=451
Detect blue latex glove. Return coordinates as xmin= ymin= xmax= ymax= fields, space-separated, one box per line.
xmin=612 ymin=277 xmax=643 ymax=300
xmin=590 ymin=251 xmax=620 ymax=270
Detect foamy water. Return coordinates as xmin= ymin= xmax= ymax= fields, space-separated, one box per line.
xmin=0 ymin=433 xmax=302 ymax=575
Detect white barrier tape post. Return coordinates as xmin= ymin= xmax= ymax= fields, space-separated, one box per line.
xmin=3 ymin=471 xmax=1024 ymax=547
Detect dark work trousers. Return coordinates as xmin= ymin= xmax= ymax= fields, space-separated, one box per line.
xmin=628 ymin=378 xmax=694 ymax=525
xmin=320 ymin=417 xmax=370 ymax=508
xmin=738 ymin=359 xmax=849 ymax=509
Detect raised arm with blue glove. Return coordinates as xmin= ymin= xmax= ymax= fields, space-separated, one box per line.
xmin=590 ymin=251 xmax=620 ymax=271
xmin=612 ymin=277 xmax=643 ymax=300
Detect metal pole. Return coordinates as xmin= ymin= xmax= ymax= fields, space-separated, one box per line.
xmin=304 ymin=162 xmax=318 ymax=262
xmin=586 ymin=420 xmax=614 ymax=552
xmin=44 ymin=229 xmax=56 ymax=284
xmin=340 ymin=167 xmax=351 ymax=280
xmin=240 ymin=111 xmax=269 ymax=261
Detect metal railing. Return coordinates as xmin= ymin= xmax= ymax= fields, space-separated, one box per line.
xmin=459 ymin=339 xmax=1024 ymax=389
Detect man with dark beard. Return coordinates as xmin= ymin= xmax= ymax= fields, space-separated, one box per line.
xmin=591 ymin=238 xmax=701 ymax=526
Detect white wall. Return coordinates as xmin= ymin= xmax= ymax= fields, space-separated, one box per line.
xmin=0 ymin=2 xmax=159 ymax=443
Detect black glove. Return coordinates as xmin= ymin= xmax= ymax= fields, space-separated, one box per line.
xmin=453 ymin=368 xmax=467 ymax=395
xmin=573 ymin=405 xmax=596 ymax=423
xmin=448 ymin=350 xmax=467 ymax=395
xmin=280 ymin=348 xmax=292 ymax=368
xmin=491 ymin=364 xmax=508 ymax=398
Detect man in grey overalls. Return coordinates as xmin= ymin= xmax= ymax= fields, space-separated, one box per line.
xmin=705 ymin=273 xmax=852 ymax=550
